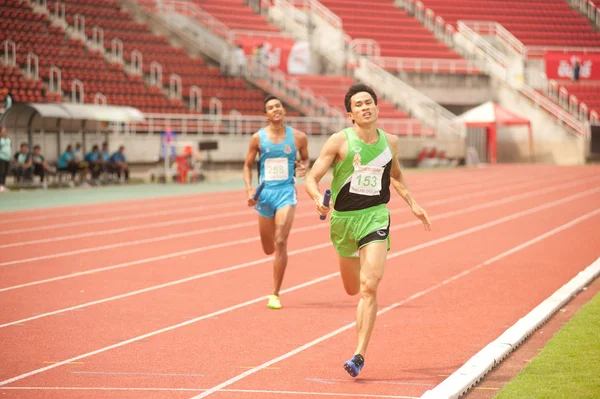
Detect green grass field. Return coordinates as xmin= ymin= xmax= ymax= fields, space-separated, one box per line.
xmin=495 ymin=292 xmax=600 ymax=399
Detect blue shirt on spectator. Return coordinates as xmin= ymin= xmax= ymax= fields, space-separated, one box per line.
xmin=85 ymin=152 xmax=99 ymax=162
xmin=101 ymin=151 xmax=110 ymax=161
xmin=110 ymin=152 xmax=126 ymax=163
xmin=58 ymin=151 xmax=73 ymax=168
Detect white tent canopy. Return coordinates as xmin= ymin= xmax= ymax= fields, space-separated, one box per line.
xmin=454 ymin=101 xmax=533 ymax=163
xmin=13 ymin=103 xmax=145 ymax=123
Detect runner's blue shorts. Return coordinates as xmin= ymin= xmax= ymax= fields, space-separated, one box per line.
xmin=255 ymin=185 xmax=297 ymax=218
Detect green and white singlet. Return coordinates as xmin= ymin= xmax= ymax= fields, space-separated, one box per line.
xmin=329 ymin=127 xmax=393 ymax=258
xmin=331 ymin=127 xmax=392 ymax=211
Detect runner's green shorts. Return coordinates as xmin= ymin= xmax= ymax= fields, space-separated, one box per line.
xmin=330 ymin=204 xmax=391 ymax=258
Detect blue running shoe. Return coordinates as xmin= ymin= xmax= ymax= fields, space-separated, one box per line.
xmin=343 ymin=354 xmax=365 ymax=377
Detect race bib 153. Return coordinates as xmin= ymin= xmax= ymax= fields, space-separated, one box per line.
xmin=349 ymin=165 xmax=383 ymax=196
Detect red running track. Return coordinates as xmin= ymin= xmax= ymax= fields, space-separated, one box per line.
xmin=0 ymin=164 xmax=598 ymax=399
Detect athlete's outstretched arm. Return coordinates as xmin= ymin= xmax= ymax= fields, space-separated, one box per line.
xmin=388 ymin=135 xmax=432 ymax=231
xmin=305 ymin=132 xmax=344 ymax=217
xmin=294 ymin=130 xmax=310 ymax=178
xmin=243 ymin=132 xmax=260 ymax=207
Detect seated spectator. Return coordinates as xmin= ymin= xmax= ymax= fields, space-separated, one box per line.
xmin=31 ymin=145 xmax=56 ymax=183
xmin=73 ymin=142 xmax=83 ymax=162
xmin=110 ymin=145 xmax=129 ymax=183
xmin=73 ymin=142 xmax=89 ymax=170
xmin=58 ymin=144 xmax=88 ymax=182
xmin=84 ymin=145 xmax=102 ymax=182
xmin=100 ymin=141 xmax=111 ymax=177
xmin=11 ymin=142 xmax=33 ymax=182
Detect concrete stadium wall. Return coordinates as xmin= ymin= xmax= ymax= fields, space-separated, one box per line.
xmin=395 ymin=72 xmax=492 ymax=109
xmin=5 ymin=130 xmax=465 ymax=166
xmin=491 ymin=78 xmax=586 ymax=165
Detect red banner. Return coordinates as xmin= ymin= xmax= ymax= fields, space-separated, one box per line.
xmin=238 ymin=38 xmax=310 ymax=75
xmin=544 ymin=52 xmax=600 ymax=80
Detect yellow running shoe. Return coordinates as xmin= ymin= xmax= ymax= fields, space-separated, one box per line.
xmin=267 ymin=295 xmax=281 ymax=309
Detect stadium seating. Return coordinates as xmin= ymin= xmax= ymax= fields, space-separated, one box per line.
xmin=1 ymin=0 xmax=181 ymax=112
xmin=421 ymin=0 xmax=600 ymax=47
xmin=294 ymin=75 xmax=434 ymax=136
xmin=1 ymin=0 xmax=303 ymax=117
xmin=0 ymin=62 xmax=52 ymax=104
xmin=172 ymin=0 xmax=433 ymax=134
xmin=49 ymin=0 xmax=252 ymax=114
xmin=557 ymin=82 xmax=600 ymax=118
xmin=320 ymin=0 xmax=462 ymax=59
xmin=0 ymin=0 xmax=60 ymax=103
xmin=190 ymin=0 xmax=279 ymax=32
xmin=134 ymin=0 xmax=425 ymax=129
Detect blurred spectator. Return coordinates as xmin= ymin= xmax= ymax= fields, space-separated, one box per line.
xmin=11 ymin=142 xmax=33 ymax=182
xmin=573 ymin=60 xmax=581 ymax=82
xmin=0 ymin=126 xmax=11 ymax=191
xmin=100 ymin=141 xmax=111 ymax=179
xmin=31 ymin=145 xmax=56 ymax=183
xmin=160 ymin=126 xmax=177 ymax=161
xmin=73 ymin=142 xmax=84 ymax=162
xmin=231 ymin=44 xmax=247 ymax=76
xmin=84 ymin=144 xmax=102 ymax=182
xmin=253 ymin=43 xmax=268 ymax=77
xmin=110 ymin=145 xmax=129 ymax=182
xmin=58 ymin=144 xmax=87 ymax=182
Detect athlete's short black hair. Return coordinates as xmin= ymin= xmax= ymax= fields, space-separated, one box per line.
xmin=264 ymin=95 xmax=282 ymax=113
xmin=344 ymin=83 xmax=378 ymax=112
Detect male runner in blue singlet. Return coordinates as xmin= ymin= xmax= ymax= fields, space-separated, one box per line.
xmin=243 ymin=95 xmax=310 ymax=309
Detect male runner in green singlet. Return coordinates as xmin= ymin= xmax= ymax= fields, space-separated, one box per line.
xmin=305 ymin=83 xmax=432 ymax=377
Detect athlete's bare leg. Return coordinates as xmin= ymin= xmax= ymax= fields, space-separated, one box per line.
xmin=339 ymin=255 xmax=361 ymax=296
xmin=258 ymin=215 xmax=275 ymax=255
xmin=339 ymin=255 xmax=362 ymax=337
xmin=355 ymin=241 xmax=387 ymax=357
xmin=272 ymin=205 xmax=296 ymax=296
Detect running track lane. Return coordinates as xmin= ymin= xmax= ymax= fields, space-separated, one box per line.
xmin=0 ymin=167 xmax=570 ymax=251
xmin=1 ymin=200 xmax=596 ymax=396
xmin=0 ymin=168 xmax=528 ymax=245
xmin=2 ymin=173 xmax=596 ymax=330
xmin=0 ymin=166 xmax=486 ymax=226
xmin=1 ymin=171 xmax=597 ymax=295
xmin=2 ymin=175 xmax=598 ymax=324
xmin=0 ymin=169 xmax=515 ymax=260
xmin=0 ymin=167 xmax=596 ymax=398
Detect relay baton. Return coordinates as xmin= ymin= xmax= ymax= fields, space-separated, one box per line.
xmin=253 ymin=181 xmax=266 ymax=201
xmin=320 ymin=189 xmax=332 ymax=220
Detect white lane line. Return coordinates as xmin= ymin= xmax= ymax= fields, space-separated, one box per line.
xmin=0 ymin=199 xmax=244 ymax=235
xmin=0 ymin=242 xmax=330 ymax=328
xmin=0 ymin=171 xmax=516 ymax=237
xmin=0 ymin=272 xmax=341 ymax=386
xmin=0 ymin=189 xmax=597 ymax=393
xmin=0 ymin=209 xmax=255 ymax=249
xmin=0 ymin=386 xmax=417 ymax=398
xmin=2 ymin=175 xmax=597 ymax=269
xmin=1 ymin=179 xmax=598 ymax=297
xmin=0 ymin=169 xmax=494 ymax=224
xmin=188 ymin=208 xmax=600 ymax=398
xmin=0 ymin=172 xmax=561 ymax=249
xmin=0 ymin=193 xmax=228 ymax=223
xmin=0 ymin=183 xmax=271 ymax=223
